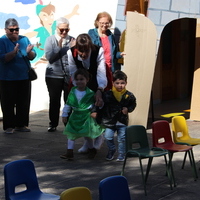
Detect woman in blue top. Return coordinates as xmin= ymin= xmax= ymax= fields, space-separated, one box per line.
xmin=0 ymin=18 xmax=36 ymax=134
xmin=88 ymin=11 xmax=125 ymax=91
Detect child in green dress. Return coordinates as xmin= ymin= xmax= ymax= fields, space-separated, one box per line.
xmin=60 ymin=68 xmax=104 ymax=160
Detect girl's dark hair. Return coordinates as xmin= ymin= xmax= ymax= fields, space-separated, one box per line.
xmin=75 ymin=33 xmax=95 ymax=52
xmin=74 ymin=68 xmax=90 ymax=81
xmin=113 ymin=70 xmax=127 ymax=82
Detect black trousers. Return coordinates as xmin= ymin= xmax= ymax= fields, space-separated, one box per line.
xmin=45 ymin=77 xmax=69 ymax=127
xmin=0 ymin=80 xmax=31 ymax=130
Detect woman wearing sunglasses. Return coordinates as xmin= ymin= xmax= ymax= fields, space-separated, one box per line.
xmin=0 ymin=18 xmax=36 ymax=134
xmin=44 ymin=17 xmax=75 ymax=132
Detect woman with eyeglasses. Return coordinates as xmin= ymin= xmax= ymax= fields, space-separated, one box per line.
xmin=88 ymin=11 xmax=125 ymax=91
xmin=0 ymin=18 xmax=36 ymax=134
xmin=44 ymin=17 xmax=75 ymax=132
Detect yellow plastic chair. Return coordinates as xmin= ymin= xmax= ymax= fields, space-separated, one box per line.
xmin=60 ymin=187 xmax=92 ymax=200
xmin=172 ymin=116 xmax=200 ymax=145
xmin=172 ymin=115 xmax=200 ymax=169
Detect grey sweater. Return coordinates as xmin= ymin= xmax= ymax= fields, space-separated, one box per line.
xmin=44 ymin=35 xmax=74 ymax=79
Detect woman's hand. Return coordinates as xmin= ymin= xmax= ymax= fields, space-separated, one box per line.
xmin=91 ymin=112 xmax=97 ymax=119
xmin=95 ymin=90 xmax=104 ymax=107
xmin=120 ymin=52 xmax=126 ymax=57
xmin=70 ymin=38 xmax=76 ymax=48
xmin=26 ymin=44 xmax=34 ymax=54
xmin=58 ymin=38 xmax=63 ymax=48
xmin=14 ymin=43 xmax=19 ymax=54
xmin=26 ymin=44 xmax=35 ymax=60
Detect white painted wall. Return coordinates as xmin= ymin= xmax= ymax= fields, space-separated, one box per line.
xmin=0 ymin=0 xmax=118 ymax=115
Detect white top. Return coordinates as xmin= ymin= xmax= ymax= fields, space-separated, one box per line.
xmin=67 ymin=47 xmax=107 ymax=89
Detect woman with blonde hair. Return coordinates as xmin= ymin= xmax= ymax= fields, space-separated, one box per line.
xmin=88 ymin=11 xmax=125 ymax=91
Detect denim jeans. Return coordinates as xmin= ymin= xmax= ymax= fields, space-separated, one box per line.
xmin=104 ymin=125 xmax=126 ymax=155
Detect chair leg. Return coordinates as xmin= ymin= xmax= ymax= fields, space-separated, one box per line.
xmin=181 ymin=151 xmax=187 ymax=169
xmin=138 ymin=158 xmax=147 ymax=196
xmin=169 ymin=152 xmax=176 ymax=187
xmin=164 ymin=154 xmax=173 ymax=190
xmin=145 ymin=157 xmax=153 ymax=183
xmin=121 ymin=156 xmax=128 ymax=175
xmin=188 ymin=150 xmax=198 ymax=180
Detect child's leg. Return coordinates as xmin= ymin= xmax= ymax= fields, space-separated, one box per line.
xmin=104 ymin=128 xmax=116 ymax=160
xmin=78 ymin=134 xmax=104 ymax=153
xmin=94 ymin=134 xmax=104 ymax=150
xmin=84 ymin=137 xmax=94 ymax=149
xmin=78 ymin=139 xmax=89 ymax=153
xmin=84 ymin=137 xmax=97 ymax=159
xmin=60 ymin=139 xmax=74 ymax=160
xmin=116 ymin=125 xmax=126 ymax=161
xmin=67 ymin=139 xmax=75 ymax=149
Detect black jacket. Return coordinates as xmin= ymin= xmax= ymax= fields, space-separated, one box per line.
xmin=97 ymin=90 xmax=136 ymax=128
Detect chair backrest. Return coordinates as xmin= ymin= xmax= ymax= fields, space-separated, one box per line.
xmin=152 ymin=120 xmax=174 ymax=147
xmin=172 ymin=116 xmax=191 ymax=142
xmin=60 ymin=187 xmax=92 ymax=200
xmin=4 ymin=159 xmax=41 ymax=200
xmin=99 ymin=175 xmax=131 ymax=200
xmin=126 ymin=125 xmax=149 ymax=152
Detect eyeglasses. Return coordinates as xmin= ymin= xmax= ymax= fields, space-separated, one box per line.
xmin=7 ymin=28 xmax=20 ymax=32
xmin=99 ymin=22 xmax=110 ymax=26
xmin=59 ymin=28 xmax=69 ymax=33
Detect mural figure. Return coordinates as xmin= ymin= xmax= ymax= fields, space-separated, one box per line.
xmin=24 ymin=1 xmax=79 ymax=65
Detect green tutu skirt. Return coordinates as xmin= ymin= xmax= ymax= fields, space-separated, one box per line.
xmin=63 ymin=109 xmax=104 ymax=140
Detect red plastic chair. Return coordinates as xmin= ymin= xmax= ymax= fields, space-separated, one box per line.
xmin=152 ymin=120 xmax=198 ymax=186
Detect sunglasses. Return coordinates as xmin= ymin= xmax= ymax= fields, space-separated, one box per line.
xmin=59 ymin=28 xmax=69 ymax=33
xmin=7 ymin=28 xmax=20 ymax=32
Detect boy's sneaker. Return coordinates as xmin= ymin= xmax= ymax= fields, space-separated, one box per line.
xmin=106 ymin=149 xmax=116 ymax=161
xmin=116 ymin=154 xmax=125 ymax=162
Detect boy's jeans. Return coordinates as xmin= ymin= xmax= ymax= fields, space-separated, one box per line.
xmin=104 ymin=124 xmax=126 ymax=155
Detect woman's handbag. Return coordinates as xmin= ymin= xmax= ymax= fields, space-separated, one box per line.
xmin=28 ymin=67 xmax=38 ymax=81
xmin=21 ymin=54 xmax=37 ymax=81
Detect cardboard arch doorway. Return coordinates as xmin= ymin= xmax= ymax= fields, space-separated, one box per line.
xmin=123 ymin=12 xmax=157 ymax=127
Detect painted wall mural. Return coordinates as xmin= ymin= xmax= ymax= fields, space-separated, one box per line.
xmin=0 ymin=0 xmax=118 ymax=112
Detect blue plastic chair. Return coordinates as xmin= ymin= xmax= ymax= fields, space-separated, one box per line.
xmin=99 ymin=175 xmax=131 ymax=200
xmin=4 ymin=159 xmax=60 ymax=200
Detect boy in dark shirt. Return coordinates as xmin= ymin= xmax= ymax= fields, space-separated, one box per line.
xmin=100 ymin=70 xmax=136 ymax=161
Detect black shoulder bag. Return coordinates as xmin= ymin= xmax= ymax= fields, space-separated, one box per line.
xmin=59 ymin=52 xmax=69 ymax=84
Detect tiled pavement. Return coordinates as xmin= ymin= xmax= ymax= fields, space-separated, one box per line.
xmin=0 ymin=104 xmax=200 ymax=200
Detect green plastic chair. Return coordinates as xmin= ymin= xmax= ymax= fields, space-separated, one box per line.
xmin=121 ymin=125 xmax=172 ymax=196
